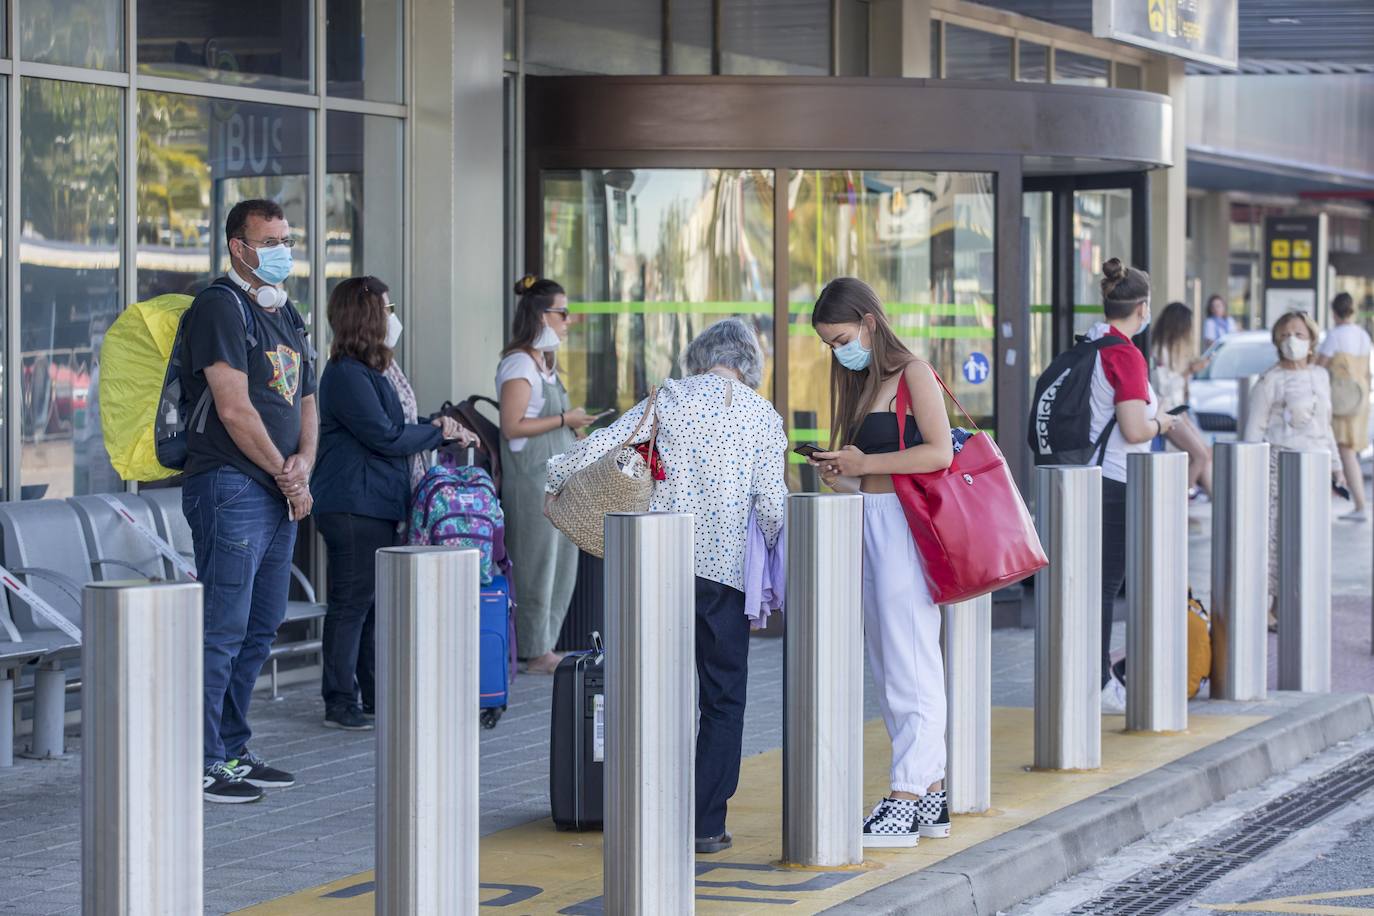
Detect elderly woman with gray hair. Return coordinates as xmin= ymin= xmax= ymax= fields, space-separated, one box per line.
xmin=545 ymin=317 xmax=787 ymax=854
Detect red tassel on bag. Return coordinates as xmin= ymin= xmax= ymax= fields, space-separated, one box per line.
xmin=894 ymin=367 xmax=1048 ymax=605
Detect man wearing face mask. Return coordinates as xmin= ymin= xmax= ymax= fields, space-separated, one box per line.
xmin=180 ymin=199 xmax=318 ymax=804
xmin=311 ymin=276 xmax=475 ymax=730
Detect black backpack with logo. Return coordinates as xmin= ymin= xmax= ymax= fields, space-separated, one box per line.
xmin=1027 ymin=335 xmax=1129 ymax=466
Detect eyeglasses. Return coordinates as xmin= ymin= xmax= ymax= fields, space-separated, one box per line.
xmin=239 ymin=236 xmax=298 ymax=250
xmin=545 ymin=308 xmax=570 ymax=318
xmin=383 ymin=302 xmax=397 ymax=313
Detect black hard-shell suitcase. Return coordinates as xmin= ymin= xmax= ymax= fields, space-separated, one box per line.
xmin=555 ymin=551 xmax=604 ymax=652
xmin=549 ymin=635 xmax=605 ymax=831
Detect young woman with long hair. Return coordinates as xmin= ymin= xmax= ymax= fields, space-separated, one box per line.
xmin=1150 ymin=301 xmax=1213 ymax=497
xmin=497 ymin=276 xmax=595 ymax=674
xmin=808 ymin=277 xmax=954 ymax=848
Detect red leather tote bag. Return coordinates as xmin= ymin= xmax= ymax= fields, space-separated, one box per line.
xmin=894 ymin=369 xmax=1047 ymax=605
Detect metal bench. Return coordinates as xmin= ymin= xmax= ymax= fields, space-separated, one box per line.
xmin=0 ymin=500 xmax=91 ymax=759
xmin=139 ymin=486 xmax=327 ymax=698
xmin=69 ymin=494 xmax=170 ymax=582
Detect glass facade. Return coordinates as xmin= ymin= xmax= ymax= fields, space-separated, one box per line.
xmin=1055 ymin=50 xmax=1110 ymax=88
xmin=721 ymin=0 xmax=830 ymax=76
xmin=543 ymin=168 xmax=775 ymax=417
xmin=5 ymin=0 xmax=407 ymax=500
xmin=943 ymin=25 xmax=1011 ymax=81
xmin=1073 ymin=189 xmax=1132 ymax=336
xmin=525 ymin=0 xmax=663 ymax=75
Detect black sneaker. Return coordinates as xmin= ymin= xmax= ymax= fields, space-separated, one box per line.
xmin=229 ymin=750 xmax=296 ymax=788
xmin=204 ymin=762 xmax=263 ymax=804
xmin=695 ymin=831 xmax=732 ymax=854
xmin=862 ymin=797 xmax=919 ymax=848
xmin=362 ymin=703 xmax=376 ymax=718
xmin=917 ymin=790 xmax=951 ymax=838
xmin=324 ymin=706 xmax=374 ymax=731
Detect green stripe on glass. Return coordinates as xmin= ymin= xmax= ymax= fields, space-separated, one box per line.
xmin=567 ymin=302 xmax=772 ymax=315
xmin=789 ymin=302 xmax=987 ymax=317
xmin=787 ymin=324 xmax=994 ymax=339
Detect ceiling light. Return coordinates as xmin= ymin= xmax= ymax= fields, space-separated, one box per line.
xmin=1267 ymin=17 xmax=1301 ymax=25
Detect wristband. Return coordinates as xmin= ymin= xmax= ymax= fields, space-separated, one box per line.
xmin=559 ymin=412 xmax=566 ymax=428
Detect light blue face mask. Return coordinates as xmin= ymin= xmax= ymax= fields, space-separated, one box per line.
xmin=245 ymin=242 xmax=293 ymax=286
xmin=833 ymin=336 xmax=872 ymax=371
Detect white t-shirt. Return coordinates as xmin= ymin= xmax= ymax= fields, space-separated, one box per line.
xmin=1317 ymin=323 xmax=1372 ymax=359
xmin=495 ymin=351 xmax=555 ymax=453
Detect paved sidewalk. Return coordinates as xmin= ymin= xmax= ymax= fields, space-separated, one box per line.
xmin=0 ymin=485 xmax=1369 ymax=914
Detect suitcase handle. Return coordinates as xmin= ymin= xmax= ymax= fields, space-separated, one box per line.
xmin=590 ymin=630 xmax=604 ymax=656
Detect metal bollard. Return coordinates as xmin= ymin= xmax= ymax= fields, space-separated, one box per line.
xmin=375 ymin=547 xmax=480 ymax=916
xmin=604 ymin=513 xmax=695 ymax=915
xmin=1236 ymin=375 xmax=1257 ymax=436
xmin=1278 ymin=451 xmax=1332 ymax=692
xmin=1034 ymin=466 xmax=1102 ymax=771
xmin=0 ymin=672 xmax=13 ymax=767
xmin=1210 ymin=441 xmax=1270 ymax=700
xmin=1126 ymin=451 xmax=1190 ymax=732
xmin=784 ymin=494 xmax=864 ymax=866
xmin=82 ymin=581 xmax=202 ymax=915
xmin=943 ymin=594 xmax=991 ymax=814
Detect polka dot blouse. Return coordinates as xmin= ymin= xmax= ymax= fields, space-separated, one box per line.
xmin=545 ymin=373 xmax=788 ymax=592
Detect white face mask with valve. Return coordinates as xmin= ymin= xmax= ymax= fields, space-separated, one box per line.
xmin=534 ymin=323 xmax=562 ymax=351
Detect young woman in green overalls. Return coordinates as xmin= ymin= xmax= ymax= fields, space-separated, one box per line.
xmin=496 ymin=277 xmax=595 ymax=674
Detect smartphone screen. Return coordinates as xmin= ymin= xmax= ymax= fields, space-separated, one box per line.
xmin=793 ymin=443 xmax=823 ymax=459
xmin=1166 ymin=405 xmax=1190 ymax=416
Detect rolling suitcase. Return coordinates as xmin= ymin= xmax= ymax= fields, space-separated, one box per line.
xmin=480 ymin=575 xmax=515 ymax=729
xmin=555 ymin=551 xmax=604 ymax=652
xmin=549 ymin=634 xmax=605 ymax=831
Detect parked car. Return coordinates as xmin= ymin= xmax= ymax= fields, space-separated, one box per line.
xmin=1189 ymin=331 xmax=1277 ymax=434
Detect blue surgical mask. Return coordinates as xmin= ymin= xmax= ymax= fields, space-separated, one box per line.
xmin=833 ymin=337 xmax=872 ymax=371
xmin=246 ymin=243 xmax=293 ymax=286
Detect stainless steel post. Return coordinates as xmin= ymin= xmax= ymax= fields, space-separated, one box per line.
xmin=82 ymin=581 xmax=202 ymax=916
xmin=784 ymin=494 xmax=864 ymax=866
xmin=1278 ymin=451 xmax=1332 ymax=692
xmin=0 ymin=671 xmax=12 ymax=767
xmin=375 ymin=547 xmax=480 ymax=916
xmin=1126 ymin=452 xmax=1190 ymax=732
xmin=1210 ymin=441 xmax=1270 ymax=700
xmin=28 ymin=661 xmax=67 ymax=758
xmin=1034 ymin=466 xmax=1102 ymax=771
xmin=1236 ymin=375 xmax=1257 ymax=436
xmin=943 ymin=594 xmax=991 ymax=814
xmin=604 ymin=513 xmax=695 ymax=915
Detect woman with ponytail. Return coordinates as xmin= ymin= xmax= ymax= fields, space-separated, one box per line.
xmin=497 ymin=276 xmax=594 ymax=674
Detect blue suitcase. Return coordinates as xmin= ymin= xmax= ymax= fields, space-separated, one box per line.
xmin=480 ymin=575 xmax=515 ymax=729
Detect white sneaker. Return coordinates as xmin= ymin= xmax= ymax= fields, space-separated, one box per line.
xmin=1100 ymin=675 xmax=1127 ymax=714
xmin=862 ymin=797 xmax=919 ymax=848
xmin=1340 ymin=509 xmax=1367 ymax=523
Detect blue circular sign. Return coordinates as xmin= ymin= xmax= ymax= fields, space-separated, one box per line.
xmin=962 ymin=352 xmax=991 ymax=385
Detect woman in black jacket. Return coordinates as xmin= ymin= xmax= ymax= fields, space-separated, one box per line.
xmin=311 ymin=277 xmax=474 ymax=730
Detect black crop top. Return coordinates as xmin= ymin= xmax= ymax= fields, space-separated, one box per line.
xmin=853 ymin=411 xmax=922 ymax=454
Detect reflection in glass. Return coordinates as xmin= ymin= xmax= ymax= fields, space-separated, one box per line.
xmin=542 ymin=169 xmax=775 ymax=421
xmin=837 ymin=0 xmax=869 ymax=77
xmin=1055 ymin=50 xmax=1109 ymax=87
xmin=722 ymin=0 xmax=829 ymax=75
xmin=326 ymin=113 xmax=404 ymax=332
xmin=670 ymin=0 xmax=712 ymax=75
xmin=22 ymin=0 xmax=121 ymax=70
xmin=943 ymin=25 xmax=1010 ymax=81
xmin=1024 ymin=192 xmax=1053 ymax=379
xmin=137 ymin=0 xmax=312 ymax=93
xmin=328 ymin=0 xmax=404 ymax=102
xmin=136 ymin=92 xmax=314 ymax=317
xmin=1073 ymin=189 xmax=1132 ymax=337
xmin=21 ymin=79 xmax=122 ymax=499
xmin=789 ymin=170 xmax=996 ymax=488
xmin=525 ymin=0 xmax=661 ymax=75
xmin=1018 ymin=42 xmax=1048 ymax=83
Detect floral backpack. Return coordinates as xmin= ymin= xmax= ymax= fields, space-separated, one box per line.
xmin=408 ymin=460 xmax=509 ymax=585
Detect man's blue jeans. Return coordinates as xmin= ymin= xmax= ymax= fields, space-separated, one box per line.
xmin=183 ymin=467 xmax=297 ymax=766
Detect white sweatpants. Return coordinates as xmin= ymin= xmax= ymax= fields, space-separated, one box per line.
xmin=862 ymin=493 xmax=947 ymax=796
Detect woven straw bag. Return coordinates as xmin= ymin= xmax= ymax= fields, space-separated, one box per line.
xmin=548 ymin=388 xmax=659 ymax=558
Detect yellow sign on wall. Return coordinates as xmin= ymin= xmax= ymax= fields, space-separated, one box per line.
xmin=1271 ymin=261 xmax=1290 ymax=280
xmin=1292 ymin=260 xmax=1311 ymax=280
xmin=1292 ymin=239 xmax=1311 ymax=259
xmin=1271 ymin=239 xmax=1291 ymax=259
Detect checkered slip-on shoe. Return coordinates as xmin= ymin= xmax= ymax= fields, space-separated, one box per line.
xmin=862 ymin=797 xmax=919 ymax=848
xmin=917 ymin=790 xmax=951 ymax=838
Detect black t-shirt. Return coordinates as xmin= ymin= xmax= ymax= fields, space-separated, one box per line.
xmin=182 ymin=278 xmax=317 ymax=496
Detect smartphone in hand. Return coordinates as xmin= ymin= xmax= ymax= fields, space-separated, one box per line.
xmin=793 ymin=443 xmax=823 ymax=460
xmin=1166 ymin=404 xmax=1190 ymax=416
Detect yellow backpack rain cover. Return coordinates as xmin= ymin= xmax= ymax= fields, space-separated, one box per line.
xmin=100 ymin=294 xmax=193 ymax=482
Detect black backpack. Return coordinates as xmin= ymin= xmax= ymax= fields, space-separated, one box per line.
xmin=1027 ymin=335 xmax=1129 ymax=466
